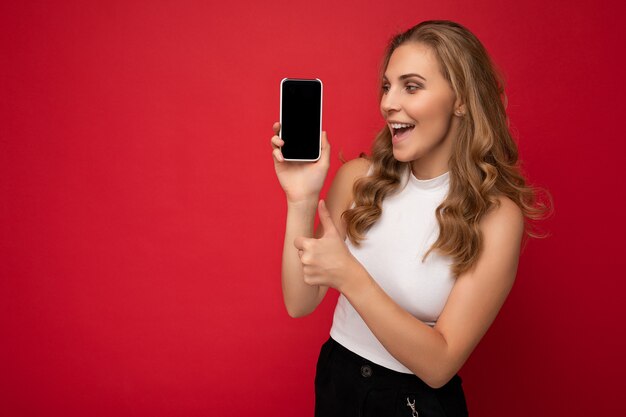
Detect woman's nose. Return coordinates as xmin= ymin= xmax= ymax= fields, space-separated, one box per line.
xmin=380 ymin=90 xmax=401 ymax=114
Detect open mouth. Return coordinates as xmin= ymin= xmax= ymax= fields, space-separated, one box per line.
xmin=391 ymin=124 xmax=415 ymax=142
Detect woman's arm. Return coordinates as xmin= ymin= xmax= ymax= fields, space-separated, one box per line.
xmin=338 ymin=196 xmax=525 ymax=388
xmin=282 ymin=157 xmax=371 ymax=318
xmin=281 ymin=198 xmax=321 ymax=317
xmin=290 ymin=161 xmax=523 ymax=387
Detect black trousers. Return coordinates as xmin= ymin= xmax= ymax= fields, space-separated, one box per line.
xmin=314 ymin=336 xmax=469 ymax=417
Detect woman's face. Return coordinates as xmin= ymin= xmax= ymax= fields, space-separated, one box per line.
xmin=380 ymin=42 xmax=463 ymax=178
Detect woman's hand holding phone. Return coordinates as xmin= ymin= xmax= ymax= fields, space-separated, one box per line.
xmin=271 ymin=121 xmax=330 ymax=204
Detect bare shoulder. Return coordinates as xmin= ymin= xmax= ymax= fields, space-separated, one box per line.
xmin=314 ymin=157 xmax=371 ymax=239
xmin=480 ymin=195 xmax=525 ymax=238
xmin=474 ymin=195 xmax=525 ymax=283
xmin=336 ymin=157 xmax=372 ymax=186
xmin=331 ymin=156 xmax=372 ymax=209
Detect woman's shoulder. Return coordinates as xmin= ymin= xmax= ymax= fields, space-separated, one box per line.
xmin=491 ymin=195 xmax=523 ymax=219
xmin=325 ymin=157 xmax=372 ymax=214
xmin=336 ymin=156 xmax=372 ymax=179
xmin=480 ymin=194 xmax=525 ymax=237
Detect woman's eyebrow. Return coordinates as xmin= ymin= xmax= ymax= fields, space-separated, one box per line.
xmin=383 ymin=73 xmax=427 ymax=82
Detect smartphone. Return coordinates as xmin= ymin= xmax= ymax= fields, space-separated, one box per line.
xmin=279 ymin=78 xmax=323 ymax=161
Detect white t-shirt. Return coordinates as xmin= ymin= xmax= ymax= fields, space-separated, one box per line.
xmin=329 ymin=164 xmax=455 ymax=373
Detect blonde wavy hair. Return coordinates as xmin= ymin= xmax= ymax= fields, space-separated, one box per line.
xmin=342 ymin=20 xmax=554 ymax=277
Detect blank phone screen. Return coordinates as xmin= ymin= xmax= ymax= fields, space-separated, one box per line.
xmin=280 ymin=79 xmax=322 ymax=160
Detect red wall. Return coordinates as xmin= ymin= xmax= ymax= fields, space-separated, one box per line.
xmin=2 ymin=1 xmax=624 ymax=416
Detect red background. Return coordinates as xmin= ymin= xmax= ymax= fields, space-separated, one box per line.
xmin=2 ymin=1 xmax=625 ymax=416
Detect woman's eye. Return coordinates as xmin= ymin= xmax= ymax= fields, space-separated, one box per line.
xmin=381 ymin=84 xmax=421 ymax=93
xmin=406 ymin=84 xmax=421 ymax=92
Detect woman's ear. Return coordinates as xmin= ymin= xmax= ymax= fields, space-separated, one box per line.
xmin=453 ymin=98 xmax=466 ymax=116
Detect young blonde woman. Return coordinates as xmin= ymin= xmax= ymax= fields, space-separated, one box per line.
xmin=270 ymin=20 xmax=551 ymax=417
